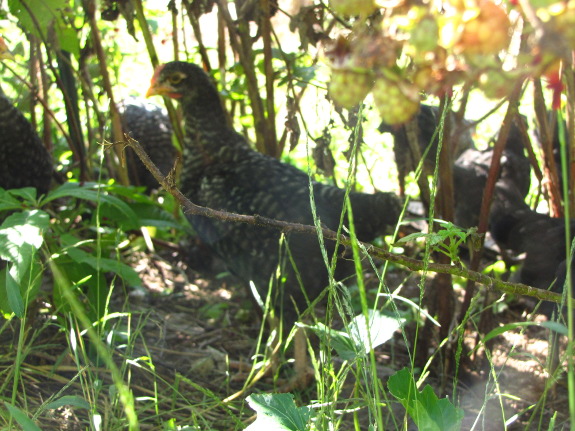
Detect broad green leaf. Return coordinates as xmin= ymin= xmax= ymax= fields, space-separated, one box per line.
xmin=60 ymin=234 xmax=141 ymax=287
xmin=7 ymin=0 xmax=79 ymax=57
xmin=43 ymin=395 xmax=91 ymax=411
xmin=0 ymin=189 xmax=23 ymax=212
xmin=0 ymin=210 xmax=49 ymax=252
xmin=299 ymin=321 xmax=359 ymax=361
xmin=0 ymin=258 xmax=43 ymax=317
xmin=388 ymin=368 xmax=464 ymax=431
xmin=5 ymin=268 xmax=24 ymax=318
xmin=56 ymin=27 xmax=80 ymax=58
xmin=44 ymin=183 xmax=139 ymax=226
xmin=302 ymin=310 xmax=403 ymax=360
xmin=129 ymin=203 xmax=182 ymax=230
xmin=245 ymin=393 xmax=313 ymax=431
xmin=388 ymin=367 xmax=418 ymax=402
xmin=348 ymin=310 xmax=404 ymax=354
xmin=7 ymin=0 xmax=66 ymax=39
xmin=4 ymin=402 xmax=42 ymax=431
xmin=7 ymin=187 xmax=37 ymax=202
xmin=0 ymin=210 xmax=47 ymax=308
xmin=0 ymin=210 xmax=49 ymax=288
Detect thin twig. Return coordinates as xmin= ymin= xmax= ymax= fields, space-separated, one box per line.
xmin=120 ymin=136 xmax=565 ymax=305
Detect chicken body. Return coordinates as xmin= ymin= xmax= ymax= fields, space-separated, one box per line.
xmin=118 ymin=97 xmax=176 ymax=190
xmin=0 ymin=88 xmax=52 ymax=195
xmin=147 ymin=61 xmax=401 ymax=322
xmin=449 ymin=114 xmax=572 ymax=313
xmin=453 ymin=114 xmax=531 ymax=229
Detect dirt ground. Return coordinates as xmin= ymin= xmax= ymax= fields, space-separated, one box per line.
xmin=0 ymin=243 xmax=571 ymax=430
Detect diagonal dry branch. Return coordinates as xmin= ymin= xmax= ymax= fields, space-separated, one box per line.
xmin=120 ymin=136 xmax=565 ymax=306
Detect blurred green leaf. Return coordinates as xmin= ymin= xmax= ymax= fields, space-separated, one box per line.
xmin=5 ymin=269 xmax=24 ymax=317
xmin=60 ymin=234 xmax=141 ymax=287
xmin=245 ymin=393 xmax=313 ymax=431
xmin=4 ymin=402 xmax=42 ymax=431
xmin=43 ymin=395 xmax=91 ymax=411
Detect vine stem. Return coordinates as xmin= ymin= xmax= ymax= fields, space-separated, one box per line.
xmin=121 ymin=136 xmax=566 ymax=305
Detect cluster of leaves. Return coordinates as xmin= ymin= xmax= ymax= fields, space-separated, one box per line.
xmin=326 ymin=0 xmax=575 ymax=124
xmin=0 ymin=182 xmax=183 ymax=329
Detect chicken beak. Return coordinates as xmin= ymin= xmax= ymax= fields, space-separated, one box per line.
xmin=146 ymin=64 xmax=165 ymax=98
xmin=146 ymin=64 xmax=181 ymax=98
xmin=145 ymin=82 xmax=161 ymax=98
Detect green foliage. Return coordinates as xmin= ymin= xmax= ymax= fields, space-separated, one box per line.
xmin=4 ymin=402 xmax=42 ymax=431
xmin=0 ymin=182 xmax=179 ymax=324
xmin=395 ymin=220 xmax=481 ymax=266
xmin=0 ymin=208 xmax=48 ymax=317
xmin=388 ymin=368 xmax=464 ymax=431
xmin=7 ymin=0 xmax=80 ymax=56
xmin=301 ymin=310 xmax=404 ymax=361
xmin=245 ymin=393 xmax=313 ymax=431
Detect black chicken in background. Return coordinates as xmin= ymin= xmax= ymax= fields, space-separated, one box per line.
xmin=0 ymin=37 xmax=53 ymax=196
xmin=489 ymin=180 xmax=575 ymax=305
xmin=450 ymin=112 xmax=574 ymax=316
xmin=378 ymin=104 xmax=475 ymax=196
xmin=146 ymin=61 xmax=402 ymax=324
xmin=118 ymin=97 xmax=177 ymax=191
xmin=453 ymin=114 xmax=531 ymax=229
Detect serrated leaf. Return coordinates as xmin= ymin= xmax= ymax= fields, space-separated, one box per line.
xmin=43 ymin=395 xmax=91 ymax=411
xmin=245 ymin=393 xmax=313 ymax=431
xmin=4 ymin=402 xmax=42 ymax=431
xmin=394 ymin=231 xmax=428 ymax=245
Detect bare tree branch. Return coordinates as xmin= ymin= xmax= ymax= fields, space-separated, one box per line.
xmin=120 ymin=136 xmax=565 ymax=306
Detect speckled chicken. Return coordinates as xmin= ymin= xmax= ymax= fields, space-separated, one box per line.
xmin=118 ymin=97 xmax=176 ymax=190
xmin=379 ymin=104 xmax=475 ymax=196
xmin=0 ymin=38 xmax=52 ymax=195
xmin=146 ymin=61 xmax=401 ymax=322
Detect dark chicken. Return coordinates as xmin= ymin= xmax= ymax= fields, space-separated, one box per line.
xmin=0 ymin=38 xmax=52 ymax=195
xmin=146 ymin=61 xmax=401 ymax=323
xmin=489 ymin=181 xmax=575 ymax=303
xmin=451 ymin=112 xmax=572 ymax=314
xmin=118 ymin=97 xmax=176 ymax=190
xmin=453 ymin=114 xmax=531 ymax=228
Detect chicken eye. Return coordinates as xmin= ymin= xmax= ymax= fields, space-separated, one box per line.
xmin=168 ymin=73 xmax=184 ymax=85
